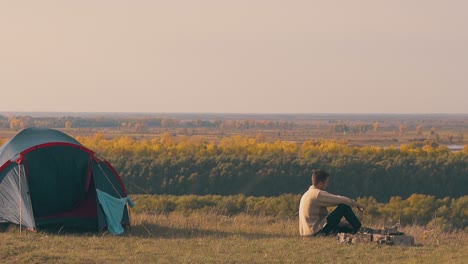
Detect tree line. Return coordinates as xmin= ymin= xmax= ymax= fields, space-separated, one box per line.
xmin=72 ymin=133 xmax=468 ymax=202
xmin=0 ymin=115 xmax=297 ymax=131
xmin=2 ymin=115 xmax=466 ymax=139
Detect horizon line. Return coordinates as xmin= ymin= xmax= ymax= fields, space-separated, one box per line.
xmin=1 ymin=111 xmax=468 ymax=116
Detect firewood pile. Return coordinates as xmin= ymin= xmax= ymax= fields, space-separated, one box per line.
xmin=337 ymin=228 xmax=414 ymax=246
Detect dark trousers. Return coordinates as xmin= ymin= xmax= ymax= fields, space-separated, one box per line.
xmin=316 ymin=204 xmax=362 ymax=236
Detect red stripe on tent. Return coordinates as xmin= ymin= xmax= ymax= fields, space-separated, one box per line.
xmin=0 ymin=159 xmax=12 ymax=173
xmin=85 ymin=154 xmax=94 ymax=191
xmin=16 ymin=155 xmax=23 ymax=164
xmin=20 ymin=142 xmax=94 ymax=156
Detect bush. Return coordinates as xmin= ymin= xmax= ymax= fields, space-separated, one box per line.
xmin=130 ymin=194 xmax=467 ymax=231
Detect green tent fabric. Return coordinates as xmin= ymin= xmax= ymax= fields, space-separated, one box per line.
xmin=0 ymin=127 xmax=131 ymax=233
xmin=96 ymin=189 xmax=135 ymax=235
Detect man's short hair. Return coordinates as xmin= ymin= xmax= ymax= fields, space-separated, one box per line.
xmin=312 ymin=169 xmax=329 ymax=185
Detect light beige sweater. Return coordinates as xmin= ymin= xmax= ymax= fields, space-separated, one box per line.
xmin=298 ymin=186 xmax=357 ymax=236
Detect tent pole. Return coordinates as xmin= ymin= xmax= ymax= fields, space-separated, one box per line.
xmin=18 ymin=164 xmax=22 ymax=236
xmin=97 ymin=161 xmax=122 ymax=198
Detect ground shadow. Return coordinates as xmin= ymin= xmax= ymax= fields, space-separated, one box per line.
xmin=1 ymin=222 xmax=295 ymax=239
xmin=124 ymin=222 xmax=295 ymax=239
xmin=1 ymin=223 xmax=105 ymax=237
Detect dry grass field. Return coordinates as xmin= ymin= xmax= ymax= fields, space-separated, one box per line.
xmin=0 ymin=117 xmax=466 ymax=263
xmin=1 ymin=212 xmax=466 ymax=264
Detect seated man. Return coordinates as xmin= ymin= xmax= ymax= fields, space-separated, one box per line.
xmin=299 ymin=169 xmax=366 ymax=236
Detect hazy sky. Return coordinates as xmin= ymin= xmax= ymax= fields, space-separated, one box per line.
xmin=1 ymin=1 xmax=467 ymax=114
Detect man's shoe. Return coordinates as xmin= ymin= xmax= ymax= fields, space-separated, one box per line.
xmin=359 ymin=227 xmax=375 ymax=234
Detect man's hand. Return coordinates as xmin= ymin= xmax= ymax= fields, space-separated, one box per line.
xmin=356 ymin=202 xmax=366 ymax=212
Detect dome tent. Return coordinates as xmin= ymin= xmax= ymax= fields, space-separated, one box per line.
xmin=0 ymin=128 xmax=133 ymax=234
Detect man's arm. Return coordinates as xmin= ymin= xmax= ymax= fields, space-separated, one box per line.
xmin=317 ymin=191 xmax=366 ymax=211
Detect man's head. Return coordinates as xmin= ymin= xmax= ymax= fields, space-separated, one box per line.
xmin=312 ymin=169 xmax=330 ymax=190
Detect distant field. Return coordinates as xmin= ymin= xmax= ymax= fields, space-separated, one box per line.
xmin=1 ymin=113 xmax=467 ymax=147
xmin=0 ymin=213 xmax=466 ymax=263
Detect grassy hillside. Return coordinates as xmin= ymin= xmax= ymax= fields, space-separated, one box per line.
xmin=1 ymin=213 xmax=466 ymax=263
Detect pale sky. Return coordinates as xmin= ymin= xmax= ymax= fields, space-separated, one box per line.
xmin=1 ymin=1 xmax=467 ymax=114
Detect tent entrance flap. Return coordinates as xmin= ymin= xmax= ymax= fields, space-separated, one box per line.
xmin=25 ymin=146 xmax=98 ymax=226
xmin=96 ymin=189 xmax=134 ymax=235
xmin=93 ymin=160 xmax=130 ymax=229
xmin=0 ymin=163 xmax=35 ymax=230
